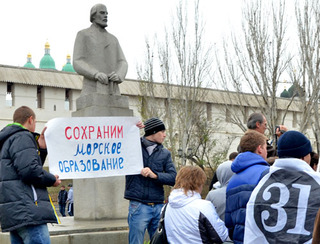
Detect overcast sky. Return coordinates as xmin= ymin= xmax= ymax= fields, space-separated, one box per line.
xmin=0 ymin=0 xmax=242 ymax=79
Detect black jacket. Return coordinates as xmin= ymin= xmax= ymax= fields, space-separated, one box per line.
xmin=58 ymin=190 xmax=68 ymax=204
xmin=0 ymin=124 xmax=58 ymax=232
xmin=124 ymin=138 xmax=176 ymax=204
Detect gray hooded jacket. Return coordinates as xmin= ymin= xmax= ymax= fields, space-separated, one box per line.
xmin=206 ymin=160 xmax=234 ymax=221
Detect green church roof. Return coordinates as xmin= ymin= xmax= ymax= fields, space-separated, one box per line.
xmin=24 ymin=62 xmax=36 ymax=68
xmin=39 ymin=42 xmax=56 ymax=70
xmin=288 ymin=85 xmax=294 ymax=97
xmin=62 ymin=54 xmax=75 ymax=73
xmin=280 ymin=88 xmax=290 ymax=98
xmin=288 ymin=83 xmax=304 ymax=97
xmin=23 ymin=53 xmax=36 ymax=68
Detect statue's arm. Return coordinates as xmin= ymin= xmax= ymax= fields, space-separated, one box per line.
xmin=107 ymin=38 xmax=128 ymax=83
xmin=73 ymin=31 xmax=99 ymax=80
xmin=115 ymin=43 xmax=128 ymax=82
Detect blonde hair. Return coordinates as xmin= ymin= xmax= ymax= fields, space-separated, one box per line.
xmin=173 ymin=166 xmax=207 ymax=195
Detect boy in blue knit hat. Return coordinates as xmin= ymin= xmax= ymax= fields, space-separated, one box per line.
xmin=244 ymin=131 xmax=320 ymax=244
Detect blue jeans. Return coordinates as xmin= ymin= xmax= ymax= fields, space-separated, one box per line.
xmin=10 ymin=224 xmax=50 ymax=244
xmin=128 ymin=200 xmax=163 ymax=244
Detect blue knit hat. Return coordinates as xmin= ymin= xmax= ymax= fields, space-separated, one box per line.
xmin=277 ymin=131 xmax=312 ymax=158
xmin=144 ymin=118 xmax=165 ymax=137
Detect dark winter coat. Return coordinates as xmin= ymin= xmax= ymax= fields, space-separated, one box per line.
xmin=0 ymin=124 xmax=58 ymax=232
xmin=225 ymin=151 xmax=269 ymax=244
xmin=58 ymin=190 xmax=68 ymax=204
xmin=124 ymin=138 xmax=176 ymax=204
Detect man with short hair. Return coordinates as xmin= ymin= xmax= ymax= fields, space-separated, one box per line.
xmin=124 ymin=117 xmax=177 ymax=244
xmin=246 ymin=112 xmax=287 ymax=158
xmin=247 ymin=112 xmax=268 ymax=134
xmin=225 ymin=130 xmax=270 ymax=244
xmin=58 ymin=185 xmax=68 ymax=217
xmin=244 ymin=130 xmax=320 ymax=243
xmin=0 ymin=106 xmax=61 ymax=243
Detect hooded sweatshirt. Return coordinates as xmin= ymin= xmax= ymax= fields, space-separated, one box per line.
xmin=164 ymin=188 xmax=228 ymax=244
xmin=0 ymin=124 xmax=58 ymax=232
xmin=225 ymin=151 xmax=269 ymax=244
xmin=206 ymin=160 xmax=234 ymax=221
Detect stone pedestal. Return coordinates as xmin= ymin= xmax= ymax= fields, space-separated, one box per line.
xmin=72 ymin=93 xmax=133 ymax=117
xmin=72 ymin=93 xmax=133 ymax=220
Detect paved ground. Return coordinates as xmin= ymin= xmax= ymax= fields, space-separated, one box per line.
xmin=49 ymin=216 xmax=129 ymax=235
xmin=0 ymin=216 xmax=130 ymax=244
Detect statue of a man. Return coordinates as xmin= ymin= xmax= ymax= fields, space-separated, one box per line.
xmin=73 ymin=4 xmax=128 ymax=96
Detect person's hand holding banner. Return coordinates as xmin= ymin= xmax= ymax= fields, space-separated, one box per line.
xmin=45 ymin=117 xmax=143 ymax=179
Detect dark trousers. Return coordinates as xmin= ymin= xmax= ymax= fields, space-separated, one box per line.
xmin=68 ymin=202 xmax=74 ymax=216
xmin=59 ymin=203 xmax=66 ymax=217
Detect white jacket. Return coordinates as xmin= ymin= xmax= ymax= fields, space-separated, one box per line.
xmin=164 ymin=188 xmax=229 ymax=244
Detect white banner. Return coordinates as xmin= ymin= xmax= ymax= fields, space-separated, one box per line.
xmin=45 ymin=117 xmax=143 ymax=179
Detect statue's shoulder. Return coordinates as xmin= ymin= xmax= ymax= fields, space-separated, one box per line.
xmin=104 ymin=31 xmax=121 ymax=45
xmin=77 ymin=26 xmax=93 ymax=35
xmin=106 ymin=31 xmax=118 ymax=40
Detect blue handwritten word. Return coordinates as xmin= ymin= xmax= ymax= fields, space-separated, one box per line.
xmin=74 ymin=142 xmax=122 ymax=156
xmin=59 ymin=157 xmax=124 ymax=173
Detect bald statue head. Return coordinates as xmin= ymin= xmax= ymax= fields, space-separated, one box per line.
xmin=90 ymin=4 xmax=108 ymax=28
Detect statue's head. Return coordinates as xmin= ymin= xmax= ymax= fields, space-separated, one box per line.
xmin=90 ymin=3 xmax=108 ymax=28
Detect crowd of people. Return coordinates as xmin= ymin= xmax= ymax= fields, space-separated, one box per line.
xmin=128 ymin=112 xmax=320 ymax=244
xmin=205 ymin=113 xmax=320 ymax=244
xmin=1 ymin=105 xmax=320 ymax=244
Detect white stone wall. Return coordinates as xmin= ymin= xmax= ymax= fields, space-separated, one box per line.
xmin=124 ymin=91 xmax=317 ymax=154
xmin=68 ymin=89 xmax=81 ymax=111
xmin=12 ymin=83 xmax=36 ymax=108
xmin=0 ymin=80 xmax=318 ymax=157
xmin=42 ymin=87 xmax=65 ymax=111
xmin=0 ymin=82 xmax=6 ymax=107
xmin=0 ymin=83 xmax=80 ymax=132
xmin=126 ymin=95 xmax=142 ymax=117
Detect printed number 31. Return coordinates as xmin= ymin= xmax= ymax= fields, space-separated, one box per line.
xmin=261 ymin=182 xmax=311 ymax=235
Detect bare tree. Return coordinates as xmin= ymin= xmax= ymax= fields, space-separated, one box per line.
xmin=215 ymin=0 xmax=320 ymax=152
xmin=292 ymin=0 xmax=320 ymax=152
xmin=136 ymin=0 xmax=231 ymax=169
xmin=136 ymin=38 xmax=163 ymax=119
xmin=216 ymin=0 xmax=292 ymax=141
xmin=190 ymin=119 xmax=235 ymax=170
